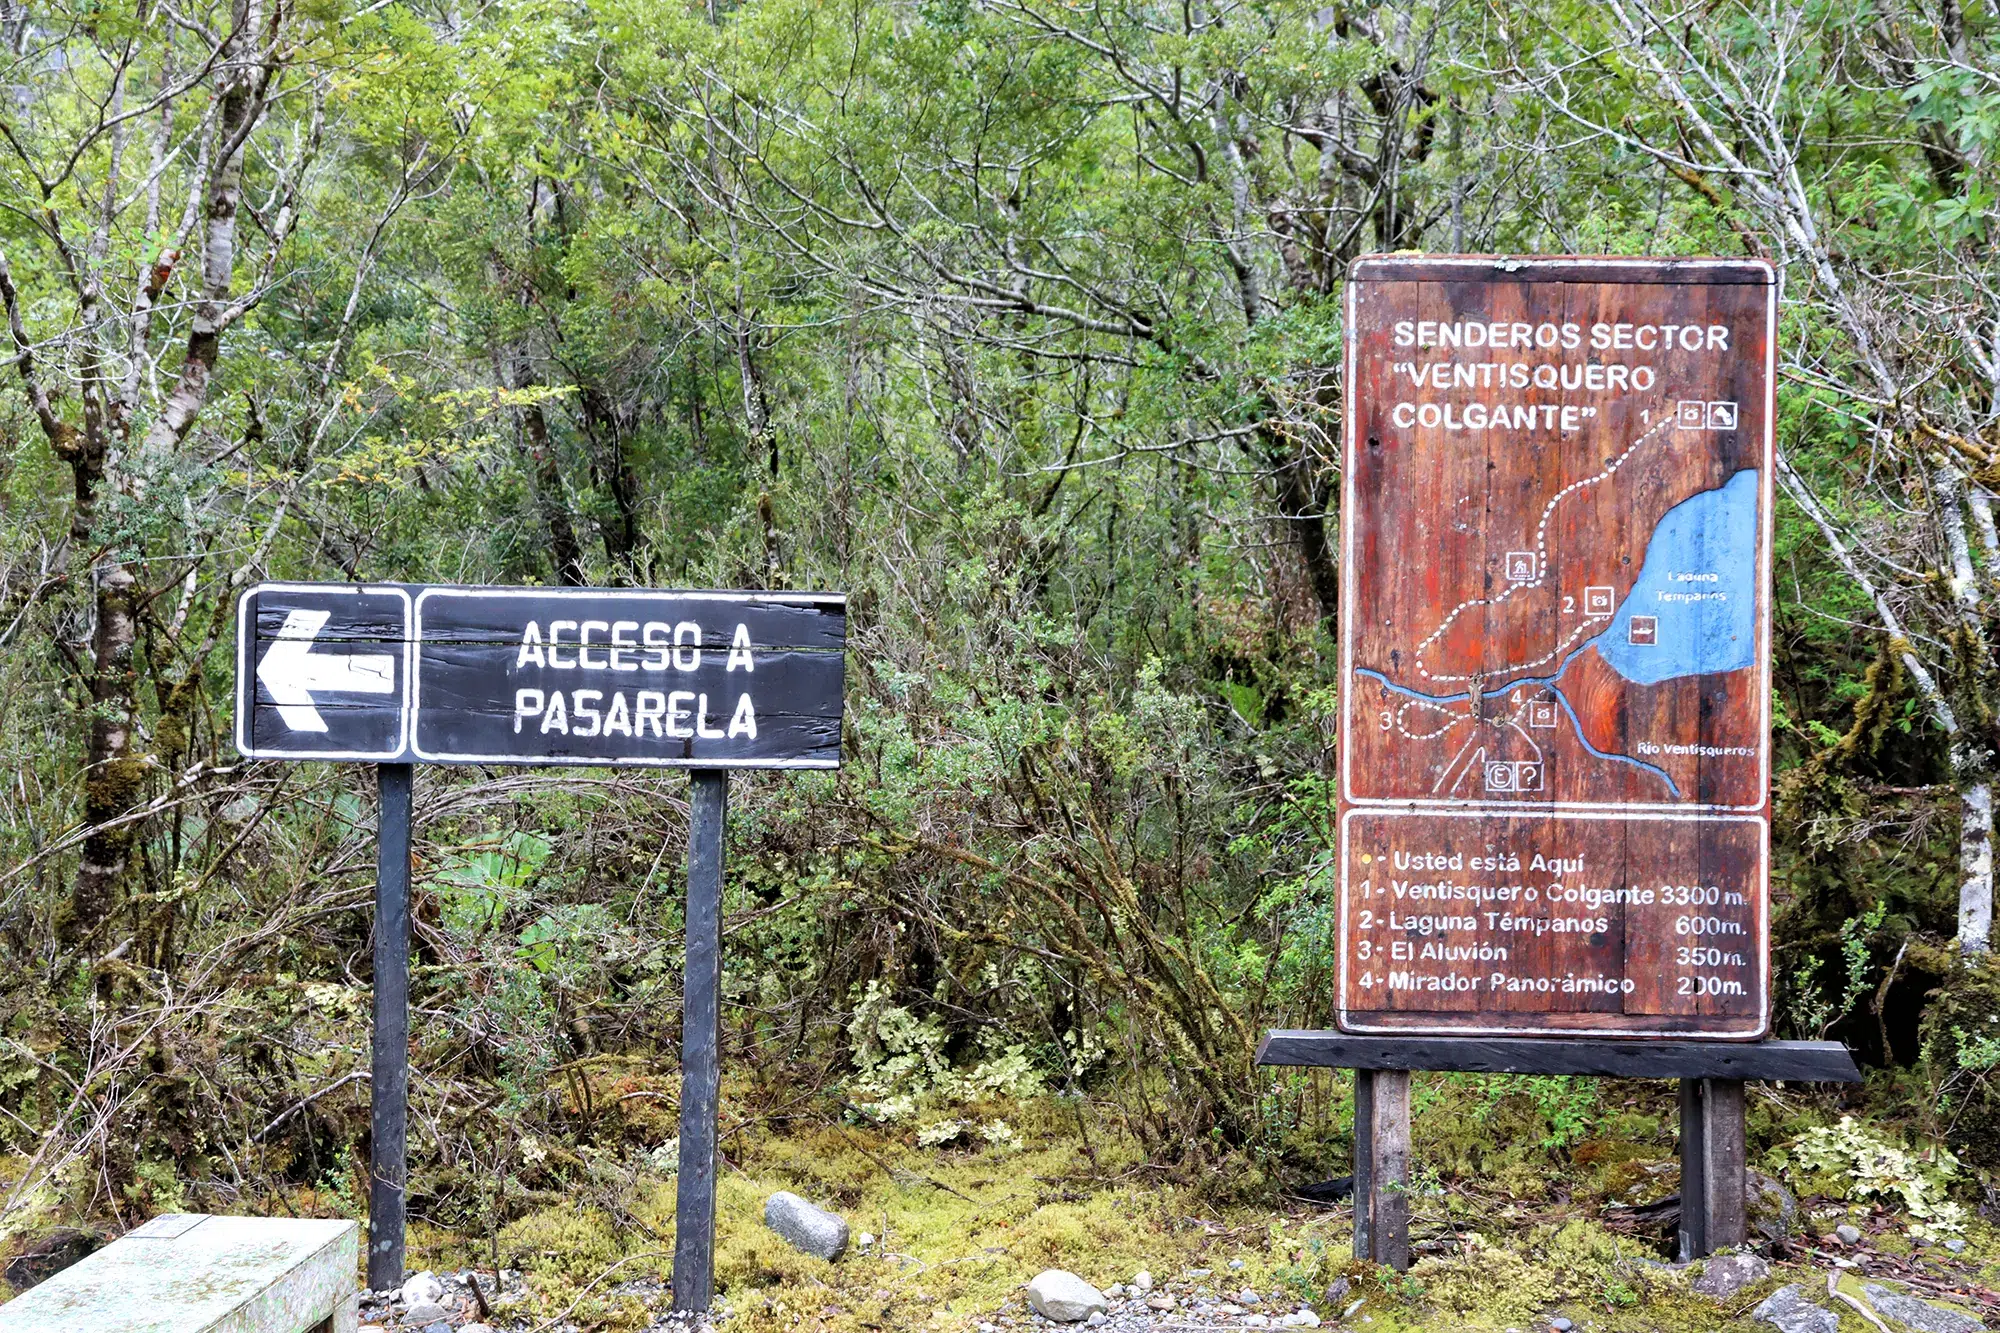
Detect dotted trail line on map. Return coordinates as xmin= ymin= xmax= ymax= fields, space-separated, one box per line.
xmin=1412 ymin=411 xmax=1675 ymax=685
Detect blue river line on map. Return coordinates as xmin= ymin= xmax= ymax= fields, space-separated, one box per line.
xmin=1357 ymin=468 xmax=1762 ymax=798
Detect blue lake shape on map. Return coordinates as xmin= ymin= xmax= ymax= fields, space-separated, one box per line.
xmin=1594 ymin=468 xmax=1759 ymax=685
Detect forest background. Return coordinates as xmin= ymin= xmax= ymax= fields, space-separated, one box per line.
xmin=0 ymin=0 xmax=1997 ymax=1325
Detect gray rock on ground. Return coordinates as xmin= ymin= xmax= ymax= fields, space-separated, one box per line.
xmin=1693 ymin=1254 xmax=1770 ymax=1299
xmin=1835 ymin=1224 xmax=1863 ymax=1244
xmin=762 ymin=1191 xmax=850 ymax=1261
xmin=1861 ymin=1282 xmax=1984 ymax=1333
xmin=1752 ymin=1285 xmax=1840 ymax=1333
xmin=400 ymin=1271 xmax=446 ymax=1308
xmin=1748 ymin=1170 xmax=1800 ymax=1244
xmin=1026 ymin=1270 xmax=1109 ymax=1323
xmin=403 ymin=1303 xmax=450 ymax=1324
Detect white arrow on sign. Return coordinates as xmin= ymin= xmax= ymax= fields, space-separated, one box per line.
xmin=256 ymin=607 xmax=397 ymax=732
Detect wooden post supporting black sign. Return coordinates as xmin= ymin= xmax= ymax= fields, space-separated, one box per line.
xmin=237 ymin=584 xmax=845 ymax=1304
xmin=673 ymin=771 xmax=727 ymax=1311
xmin=368 ymin=762 xmax=413 ymax=1290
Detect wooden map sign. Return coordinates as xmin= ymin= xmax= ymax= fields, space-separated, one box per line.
xmin=1338 ymin=256 xmax=1776 ymax=1039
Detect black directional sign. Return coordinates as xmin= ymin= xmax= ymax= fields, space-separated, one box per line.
xmin=411 ymin=587 xmax=844 ymax=767
xmin=235 ymin=581 xmax=846 ymax=1303
xmin=235 ymin=583 xmax=845 ymax=767
xmin=235 ymin=584 xmax=412 ymax=760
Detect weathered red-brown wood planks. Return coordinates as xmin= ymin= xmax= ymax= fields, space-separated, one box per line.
xmin=1338 ymin=256 xmax=1776 ymax=1039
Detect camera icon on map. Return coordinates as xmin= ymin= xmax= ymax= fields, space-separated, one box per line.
xmin=1484 ymin=760 xmax=1543 ymax=793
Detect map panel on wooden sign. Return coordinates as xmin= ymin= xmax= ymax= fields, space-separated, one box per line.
xmin=1336 ymin=256 xmax=1775 ymax=1039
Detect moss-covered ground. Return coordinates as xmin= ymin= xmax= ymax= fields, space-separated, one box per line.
xmin=366 ymin=1070 xmax=2000 ymax=1333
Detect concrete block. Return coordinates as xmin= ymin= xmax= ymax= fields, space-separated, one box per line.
xmin=0 ymin=1213 xmax=358 ymax=1333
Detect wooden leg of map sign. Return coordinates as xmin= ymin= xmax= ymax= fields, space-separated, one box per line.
xmin=1351 ymin=1069 xmax=1411 ymax=1270
xmin=1678 ymin=1078 xmax=1747 ymax=1260
xmin=1264 ymin=1037 xmax=1852 ymax=1267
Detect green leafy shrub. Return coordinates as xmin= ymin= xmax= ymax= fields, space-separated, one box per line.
xmin=843 ymin=981 xmax=1044 ymax=1123
xmin=1786 ymin=1116 xmax=1966 ymax=1238
xmin=1920 ymin=954 xmax=2000 ymax=1169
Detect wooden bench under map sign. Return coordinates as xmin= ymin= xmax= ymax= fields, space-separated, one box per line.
xmin=1338 ymin=256 xmax=1776 ymax=1039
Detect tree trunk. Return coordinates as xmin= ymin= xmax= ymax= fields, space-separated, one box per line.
xmin=1935 ymin=458 xmax=1995 ymax=954
xmin=1959 ymin=777 xmax=1994 ymax=955
xmin=577 ymin=384 xmax=646 ymax=575
xmin=68 ymin=562 xmax=143 ymax=948
xmin=497 ymin=343 xmax=586 ymax=586
xmin=736 ymin=315 xmax=776 ymax=478
xmin=521 ymin=393 xmax=587 ymax=586
xmin=1270 ymin=435 xmax=1338 ymax=629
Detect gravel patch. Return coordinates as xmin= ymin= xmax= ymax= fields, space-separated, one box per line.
xmin=981 ymin=1273 xmax=1330 ymax=1331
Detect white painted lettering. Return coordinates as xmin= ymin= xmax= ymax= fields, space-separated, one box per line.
xmin=636 ymin=690 xmax=666 ymax=737
xmin=573 ymin=689 xmax=603 ymax=736
xmin=728 ymin=693 xmax=757 ymax=738
xmin=516 ymin=622 xmax=546 ymax=669
xmin=548 ymin=620 xmax=577 ymax=669
xmin=579 ymin=620 xmax=609 ymax=670
xmin=727 ymin=623 xmax=755 ymax=672
xmin=514 ymin=689 xmax=544 ymax=733
xmin=674 ymin=622 xmax=702 ymax=671
xmin=642 ymin=622 xmax=671 ymax=671
xmin=667 ymin=690 xmax=695 ymax=738
xmin=610 ymin=621 xmax=639 ymax=671
xmin=602 ymin=692 xmax=632 ymax=737
xmin=540 ymin=690 xmax=568 ymax=734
